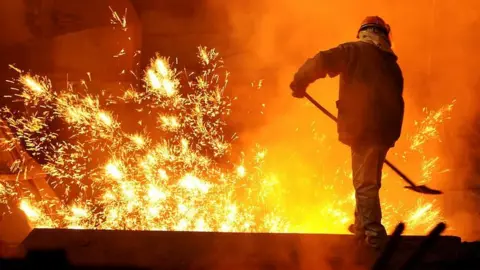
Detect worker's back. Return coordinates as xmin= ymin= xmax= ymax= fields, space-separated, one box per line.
xmin=336 ymin=41 xmax=404 ymax=147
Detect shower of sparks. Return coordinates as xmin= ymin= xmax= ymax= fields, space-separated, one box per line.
xmin=0 ymin=50 xmax=455 ymax=233
xmin=406 ymin=101 xmax=455 ymax=185
xmin=0 ymin=47 xmax=288 ymax=232
xmin=109 ymin=6 xmax=128 ymax=31
xmin=0 ymin=8 xmax=455 ymax=235
xmin=409 ymin=101 xmax=455 ymax=152
xmin=406 ymin=199 xmax=443 ymax=232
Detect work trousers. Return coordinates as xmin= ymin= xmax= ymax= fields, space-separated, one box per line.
xmin=351 ymin=144 xmax=389 ymax=242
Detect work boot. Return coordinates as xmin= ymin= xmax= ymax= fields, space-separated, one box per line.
xmin=348 ymin=224 xmax=365 ymax=242
xmin=365 ymin=234 xmax=387 ymax=250
xmin=348 ymin=224 xmax=365 ymax=238
xmin=349 ymin=224 xmax=386 ymax=250
xmin=348 ymin=224 xmax=356 ymax=234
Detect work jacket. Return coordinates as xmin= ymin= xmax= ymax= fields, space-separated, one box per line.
xmin=294 ymin=41 xmax=404 ymax=147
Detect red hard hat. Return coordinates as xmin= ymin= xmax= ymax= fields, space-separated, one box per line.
xmin=357 ymin=16 xmax=391 ymax=37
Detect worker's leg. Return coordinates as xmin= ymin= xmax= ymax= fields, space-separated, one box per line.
xmin=351 ymin=144 xmax=389 ymax=248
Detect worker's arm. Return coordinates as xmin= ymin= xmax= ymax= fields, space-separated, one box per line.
xmin=290 ymin=43 xmax=354 ymax=96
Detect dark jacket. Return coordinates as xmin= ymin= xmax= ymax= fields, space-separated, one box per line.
xmin=294 ymin=41 xmax=404 ymax=147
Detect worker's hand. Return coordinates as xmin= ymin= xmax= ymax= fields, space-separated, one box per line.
xmin=292 ymin=90 xmax=306 ymax=98
xmin=289 ymin=80 xmax=307 ymax=98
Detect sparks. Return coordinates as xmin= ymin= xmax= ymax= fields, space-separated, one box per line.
xmin=0 ymin=11 xmax=453 ymax=235
xmin=106 ymin=162 xmax=123 ymax=180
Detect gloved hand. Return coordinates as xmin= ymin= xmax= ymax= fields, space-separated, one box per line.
xmin=289 ymin=80 xmax=307 ymax=98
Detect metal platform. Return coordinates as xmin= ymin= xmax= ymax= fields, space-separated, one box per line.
xmin=0 ymin=228 xmax=477 ymax=269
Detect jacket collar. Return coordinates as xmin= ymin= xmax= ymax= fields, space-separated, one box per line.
xmin=358 ymin=29 xmax=396 ymax=58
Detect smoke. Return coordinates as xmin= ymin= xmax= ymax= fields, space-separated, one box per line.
xmin=205 ymin=0 xmax=480 ymax=239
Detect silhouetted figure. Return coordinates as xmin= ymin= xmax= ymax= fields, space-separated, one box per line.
xmin=290 ymin=16 xmax=404 ymax=250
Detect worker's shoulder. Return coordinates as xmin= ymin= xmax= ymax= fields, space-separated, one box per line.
xmin=324 ymin=41 xmax=371 ymax=55
xmin=331 ymin=41 xmax=365 ymax=52
xmin=337 ymin=41 xmax=364 ymax=48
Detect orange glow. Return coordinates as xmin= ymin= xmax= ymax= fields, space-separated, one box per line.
xmin=3 ymin=3 xmax=478 ymax=239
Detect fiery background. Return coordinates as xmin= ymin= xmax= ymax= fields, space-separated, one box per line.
xmin=208 ymin=0 xmax=480 ymax=239
xmin=0 ymin=0 xmax=479 ymax=240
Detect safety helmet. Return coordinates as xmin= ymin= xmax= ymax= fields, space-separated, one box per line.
xmin=357 ymin=16 xmax=391 ymax=38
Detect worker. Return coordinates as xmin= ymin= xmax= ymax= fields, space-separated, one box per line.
xmin=289 ymin=16 xmax=404 ymax=249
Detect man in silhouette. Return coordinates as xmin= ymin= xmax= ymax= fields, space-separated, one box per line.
xmin=289 ymin=16 xmax=404 ymax=249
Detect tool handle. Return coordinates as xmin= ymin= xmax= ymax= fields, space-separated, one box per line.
xmin=383 ymin=159 xmax=416 ymax=187
xmin=304 ymin=93 xmax=416 ymax=187
xmin=304 ymin=94 xmax=338 ymax=122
